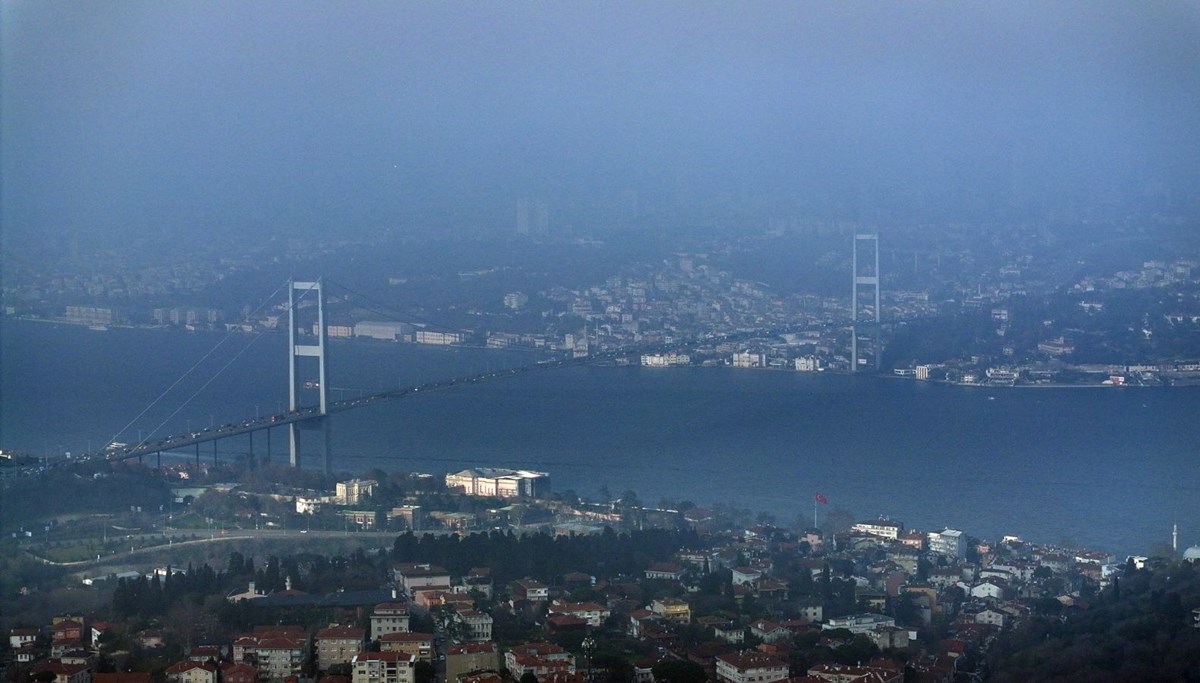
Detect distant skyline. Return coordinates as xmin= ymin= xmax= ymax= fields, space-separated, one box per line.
xmin=3 ymin=1 xmax=1199 ymax=247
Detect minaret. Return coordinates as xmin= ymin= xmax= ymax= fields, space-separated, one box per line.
xmin=1173 ymin=523 xmax=1179 ymax=554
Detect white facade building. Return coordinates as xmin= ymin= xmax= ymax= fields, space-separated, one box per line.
xmin=928 ymin=528 xmax=967 ymax=558
xmin=794 ymin=356 xmax=821 ymax=372
xmin=852 ymin=520 xmax=904 ymax=540
xmin=731 ymin=352 xmax=766 ymax=368
xmin=445 ymin=468 xmax=550 ymax=498
xmin=351 ymin=652 xmax=415 ymax=683
xmin=714 ymin=652 xmax=788 ymax=683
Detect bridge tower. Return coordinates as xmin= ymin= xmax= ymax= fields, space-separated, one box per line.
xmin=851 ymin=234 xmax=881 ymax=371
xmin=288 ymin=279 xmax=330 ymax=469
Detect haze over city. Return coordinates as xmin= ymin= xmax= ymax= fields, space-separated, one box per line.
xmin=4 ymin=1 xmax=1200 ymax=248
xmin=3 ymin=3 xmax=1200 ymax=683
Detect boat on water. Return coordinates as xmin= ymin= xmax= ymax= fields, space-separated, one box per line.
xmin=88 ymin=325 xmax=109 ymax=331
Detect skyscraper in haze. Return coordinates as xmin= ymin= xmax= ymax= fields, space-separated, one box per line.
xmin=516 ymin=198 xmax=549 ymax=236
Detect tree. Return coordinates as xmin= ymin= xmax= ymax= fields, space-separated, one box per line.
xmin=892 ymin=592 xmax=922 ymax=628
xmin=414 ymin=662 xmax=436 ymax=683
xmin=593 ymin=652 xmax=634 ymax=683
xmin=821 ymin=507 xmax=856 ymax=535
xmin=519 ymin=672 xmax=540 ymax=683
xmin=651 ymin=660 xmax=706 ymax=683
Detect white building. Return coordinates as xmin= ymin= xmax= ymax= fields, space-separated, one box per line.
xmin=504 ymin=292 xmax=529 ymax=310
xmin=822 ymin=613 xmax=896 ymax=635
xmin=731 ymin=352 xmax=766 ymax=368
xmin=351 ymin=652 xmax=415 ymax=683
xmin=714 ymin=652 xmax=788 ymax=683
xmin=370 ymin=603 xmax=411 ymax=640
xmin=296 ymin=495 xmax=336 ymax=514
xmin=453 ymin=608 xmax=493 ymax=642
xmin=415 ymin=330 xmax=464 ymax=345
xmin=970 ymin=580 xmax=1009 ymax=600
xmin=852 ymin=520 xmax=904 ymax=540
xmin=355 ymin=321 xmax=411 ymax=342
xmin=445 ymin=468 xmax=550 ymax=498
xmin=794 ymin=356 xmax=821 ymax=372
xmin=974 ymin=609 xmax=1006 ymax=627
xmin=928 ymin=528 xmax=966 ymax=558
xmin=337 ymin=479 xmax=377 ymax=505
xmin=641 ymin=353 xmax=691 ymax=367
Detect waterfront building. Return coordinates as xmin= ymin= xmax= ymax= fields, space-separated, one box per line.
xmin=336 ymin=479 xmax=377 ymax=505
xmin=445 ymin=468 xmax=550 ymax=499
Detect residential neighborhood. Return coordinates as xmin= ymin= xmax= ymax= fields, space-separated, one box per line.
xmin=6 ymin=490 xmax=1194 ymax=683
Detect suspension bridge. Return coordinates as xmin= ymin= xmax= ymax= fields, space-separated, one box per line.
xmin=78 ymin=278 xmax=808 ymax=472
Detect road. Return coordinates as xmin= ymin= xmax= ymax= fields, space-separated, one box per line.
xmin=26 ymin=527 xmax=405 ymax=568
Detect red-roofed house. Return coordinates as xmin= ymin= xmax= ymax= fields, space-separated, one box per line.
xmin=316 ymin=627 xmax=365 ymax=670
xmin=644 ymin=563 xmax=686 ymax=581
xmin=165 ymin=661 xmax=217 ymax=683
xmin=52 ymin=621 xmax=85 ymax=643
xmin=509 ymin=579 xmax=549 ymax=603
xmin=731 ymin=567 xmax=763 ymax=586
xmin=749 ymin=620 xmax=790 ymax=644
xmin=445 ymin=642 xmax=499 ymax=682
xmin=93 ymin=674 xmax=151 ymax=683
xmin=806 ymin=661 xmax=903 ymax=683
xmin=32 ymin=661 xmax=91 ymax=683
xmin=350 ymin=651 xmax=415 ymax=683
xmin=714 ymin=652 xmax=788 ymax=683
xmin=238 ymin=629 xmax=308 ymax=681
xmin=379 ymin=633 xmax=433 ymax=662
xmin=627 ymin=610 xmax=659 ymax=638
xmin=504 ymin=643 xmax=574 ymax=679
xmin=187 ymin=646 xmax=221 ymax=664
xmin=220 ymin=663 xmax=258 ymax=683
xmin=10 ymin=627 xmax=40 ymax=649
xmin=548 ymin=600 xmax=610 ymax=628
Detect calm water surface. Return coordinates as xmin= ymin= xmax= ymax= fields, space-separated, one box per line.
xmin=3 ymin=318 xmax=1198 ymax=556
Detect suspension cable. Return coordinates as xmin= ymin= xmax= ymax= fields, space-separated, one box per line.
xmin=106 ymin=279 xmax=289 ymax=450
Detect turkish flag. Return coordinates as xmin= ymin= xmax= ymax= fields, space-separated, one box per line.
xmin=815 ymin=493 xmax=828 ymax=505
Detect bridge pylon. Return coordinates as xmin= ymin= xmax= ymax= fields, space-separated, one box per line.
xmin=288 ymin=279 xmax=330 ymax=469
xmin=851 ymin=234 xmax=881 ymax=371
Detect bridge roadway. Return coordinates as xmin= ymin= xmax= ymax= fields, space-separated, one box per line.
xmin=89 ymin=344 xmax=645 ymax=465
xmin=77 ymin=322 xmax=864 ymax=466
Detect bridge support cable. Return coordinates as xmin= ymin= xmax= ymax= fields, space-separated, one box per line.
xmin=104 ymin=280 xmax=289 ymax=453
xmin=138 ymin=324 xmax=277 ymax=453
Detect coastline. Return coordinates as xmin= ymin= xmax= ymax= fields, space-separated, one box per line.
xmin=9 ymin=313 xmax=1198 ymax=389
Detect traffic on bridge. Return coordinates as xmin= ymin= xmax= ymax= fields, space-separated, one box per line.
xmin=74 ymin=323 xmax=801 ymax=468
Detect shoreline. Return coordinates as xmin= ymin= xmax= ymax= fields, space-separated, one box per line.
xmin=9 ymin=314 xmax=1197 ymax=389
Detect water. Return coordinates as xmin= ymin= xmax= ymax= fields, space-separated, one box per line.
xmin=3 ymin=318 xmax=1199 ymax=556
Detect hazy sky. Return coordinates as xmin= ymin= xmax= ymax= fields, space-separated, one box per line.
xmin=3 ymin=1 xmax=1199 ymax=242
